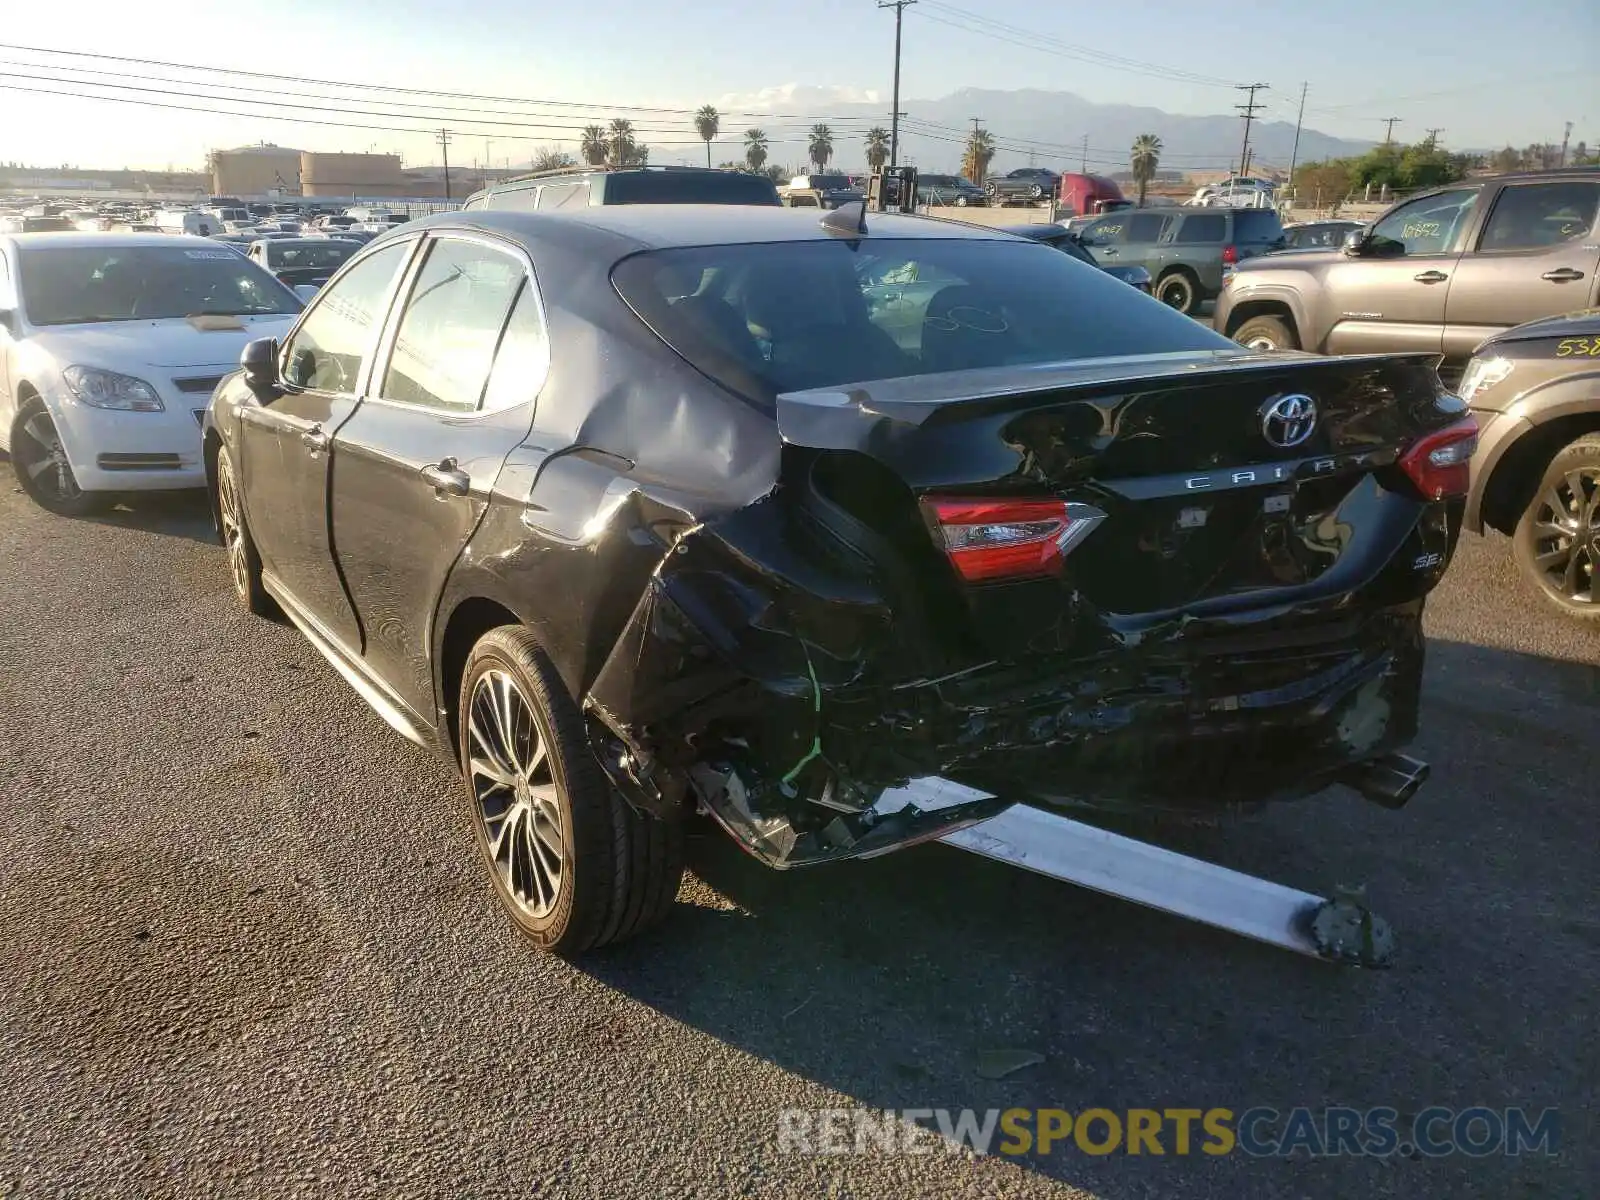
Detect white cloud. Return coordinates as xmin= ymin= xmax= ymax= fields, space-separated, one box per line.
xmin=713 ymin=84 xmax=882 ymax=114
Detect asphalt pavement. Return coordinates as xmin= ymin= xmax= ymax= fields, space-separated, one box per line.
xmin=0 ymin=481 xmax=1595 ymax=1199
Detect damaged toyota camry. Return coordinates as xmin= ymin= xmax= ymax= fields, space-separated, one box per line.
xmin=203 ymin=204 xmax=1476 ymax=955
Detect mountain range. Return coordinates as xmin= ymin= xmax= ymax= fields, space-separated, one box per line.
xmin=759 ymin=88 xmax=1377 ymax=178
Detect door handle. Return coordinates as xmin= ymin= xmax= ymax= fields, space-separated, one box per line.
xmin=1099 ymin=247 xmax=1119 ymax=256
xmin=1541 ymin=267 xmax=1585 ymax=282
xmin=301 ymin=423 xmax=329 ymax=453
xmin=420 ymin=458 xmax=470 ymax=497
xmin=1413 ymin=270 xmax=1449 ymax=284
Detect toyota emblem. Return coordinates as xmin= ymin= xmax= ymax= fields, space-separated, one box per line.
xmin=1260 ymin=393 xmax=1318 ymax=449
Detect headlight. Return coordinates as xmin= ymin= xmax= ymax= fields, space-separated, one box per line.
xmin=1457 ymin=356 xmax=1513 ymax=406
xmin=61 ymin=366 xmax=165 ymax=412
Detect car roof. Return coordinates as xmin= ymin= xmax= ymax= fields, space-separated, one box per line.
xmin=1 ymin=232 xmax=220 ymax=250
xmin=406 ymin=204 xmax=1019 ymax=252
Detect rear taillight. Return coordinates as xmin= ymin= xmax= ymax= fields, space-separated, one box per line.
xmin=923 ymin=498 xmax=1106 ymax=583
xmin=1398 ymin=417 xmax=1479 ymax=500
xmin=1221 ymin=245 xmax=1239 ymax=265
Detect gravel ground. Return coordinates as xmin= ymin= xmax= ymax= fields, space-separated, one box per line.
xmin=0 ymin=482 xmax=1594 ymax=1200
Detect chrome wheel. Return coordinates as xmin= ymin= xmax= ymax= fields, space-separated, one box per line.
xmin=217 ymin=453 xmax=250 ymax=600
xmin=1244 ymin=335 xmax=1281 ymax=351
xmin=467 ymin=669 xmax=565 ymax=919
xmin=14 ymin=409 xmax=80 ymax=505
xmin=1528 ymin=467 xmax=1599 ymax=606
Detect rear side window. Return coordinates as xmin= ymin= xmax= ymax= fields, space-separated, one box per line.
xmin=1478 ymin=181 xmax=1600 ymax=252
xmin=381 ymin=238 xmax=527 ymax=412
xmin=1174 ymin=214 xmax=1227 ymax=244
xmin=481 ymin=281 xmax=551 ymax=412
xmin=536 ymin=182 xmax=589 ymax=210
xmin=1233 ymin=209 xmax=1285 ymax=245
xmin=486 ymin=186 xmax=539 ymax=213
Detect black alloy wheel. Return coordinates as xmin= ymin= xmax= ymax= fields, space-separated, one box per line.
xmin=1514 ymin=435 xmax=1600 ymax=622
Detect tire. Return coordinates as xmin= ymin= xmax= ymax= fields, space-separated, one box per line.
xmin=954 ymin=195 xmax=969 ymax=207
xmin=214 ymin=444 xmax=276 ymax=617
xmin=459 ymin=626 xmax=684 ymax=954
xmin=1028 ymin=184 xmax=1044 ymax=200
xmin=1155 ymin=271 xmax=1198 ymax=315
xmin=1232 ymin=314 xmax=1299 ymax=352
xmin=1511 ymin=434 xmax=1600 ymax=623
xmin=9 ymin=399 xmax=107 ymax=517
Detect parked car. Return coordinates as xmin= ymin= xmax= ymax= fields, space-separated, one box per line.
xmin=781 ymin=174 xmax=866 ymax=210
xmin=1077 ymin=206 xmax=1287 ymax=314
xmin=0 ymin=216 xmax=74 ymax=234
xmin=915 ymin=174 xmax=988 ymax=207
xmin=154 ymin=210 xmax=225 ymax=237
xmin=1213 ymin=168 xmax=1600 ymax=371
xmin=986 ymin=168 xmax=1060 ymax=205
xmin=0 ymin=233 xmax=301 ymax=514
xmin=204 ymin=205 xmax=1473 ymax=954
xmin=1459 ymin=307 xmax=1600 ymax=621
xmin=1280 ymin=220 xmax=1364 ymax=250
xmin=246 ymin=236 xmax=360 ymax=289
xmin=463 ymin=165 xmax=782 ymax=212
xmin=997 ymin=223 xmax=1152 ymax=292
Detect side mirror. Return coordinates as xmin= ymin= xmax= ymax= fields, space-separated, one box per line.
xmin=1342 ymin=228 xmax=1369 ymax=256
xmin=240 ymin=336 xmax=281 ymax=398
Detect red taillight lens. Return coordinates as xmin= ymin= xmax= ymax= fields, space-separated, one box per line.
xmin=1398 ymin=417 xmax=1479 ymax=500
xmin=1221 ymin=244 xmax=1239 ymax=265
xmin=923 ymin=498 xmax=1106 ymax=583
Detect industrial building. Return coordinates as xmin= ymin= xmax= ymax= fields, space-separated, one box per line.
xmin=300 ymin=151 xmax=407 ymax=198
xmin=208 ymin=144 xmax=303 ymax=198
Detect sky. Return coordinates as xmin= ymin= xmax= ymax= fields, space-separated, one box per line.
xmin=0 ymin=0 xmax=1593 ymax=172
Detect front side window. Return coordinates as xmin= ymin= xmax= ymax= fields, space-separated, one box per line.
xmin=1368 ymin=189 xmax=1478 ymax=256
xmin=1080 ymin=217 xmax=1126 ymax=246
xmin=381 ymin=238 xmax=526 ymax=412
xmin=1477 ymin=181 xmax=1600 ymax=253
xmin=17 ymin=245 xmax=300 ymax=326
xmin=281 ymin=241 xmax=410 ymax=393
xmin=613 ymin=237 xmax=1229 ymax=406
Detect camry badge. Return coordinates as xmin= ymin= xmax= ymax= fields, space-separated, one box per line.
xmin=1261 ymin=393 xmax=1318 ymax=449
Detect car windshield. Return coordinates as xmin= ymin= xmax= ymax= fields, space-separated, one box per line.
xmin=18 ymin=245 xmax=300 ymax=325
xmin=613 ymin=237 xmax=1229 ymax=407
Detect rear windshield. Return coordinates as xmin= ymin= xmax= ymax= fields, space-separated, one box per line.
xmin=267 ymin=241 xmax=355 ymax=269
xmin=612 ymin=238 xmax=1229 ymax=405
xmin=1234 ymin=208 xmax=1286 ymax=244
xmin=603 ymin=172 xmax=781 ymax=206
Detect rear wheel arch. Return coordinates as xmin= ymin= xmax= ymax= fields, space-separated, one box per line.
xmin=1480 ymin=411 xmax=1600 ymax=535
xmin=438 ymin=596 xmax=525 ymax=765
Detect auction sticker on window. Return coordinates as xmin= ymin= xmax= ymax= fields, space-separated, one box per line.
xmin=184 ymin=250 xmax=238 ymax=260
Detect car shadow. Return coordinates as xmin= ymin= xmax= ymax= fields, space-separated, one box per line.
xmin=572 ymin=636 xmax=1591 ymax=1193
xmin=89 ymin=489 xmax=218 ymax=545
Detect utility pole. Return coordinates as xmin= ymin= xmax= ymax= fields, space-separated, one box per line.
xmin=437 ymin=128 xmax=452 ymax=201
xmin=1559 ymin=121 xmax=1573 ymax=166
xmin=1424 ymin=127 xmax=1444 ymax=148
xmin=1080 ymin=133 xmax=1088 ymax=173
xmin=1286 ymin=82 xmax=1308 ymax=193
xmin=878 ymin=0 xmax=917 ymax=167
xmin=1235 ymin=83 xmax=1269 ymax=178
xmin=1381 ymin=117 xmax=1402 ymax=144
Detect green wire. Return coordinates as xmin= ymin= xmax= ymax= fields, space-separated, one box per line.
xmin=780 ymin=642 xmax=824 ymax=786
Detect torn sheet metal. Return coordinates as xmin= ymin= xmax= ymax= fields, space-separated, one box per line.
xmin=941 ymin=803 xmax=1396 ymax=967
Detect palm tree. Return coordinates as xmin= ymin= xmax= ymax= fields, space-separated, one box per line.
xmin=807 ymin=124 xmax=834 ymax=171
xmin=864 ymin=127 xmax=891 ymax=171
xmin=961 ymin=128 xmax=995 ymax=185
xmin=607 ymin=119 xmax=638 ymax=167
xmin=695 ymin=105 xmax=720 ymax=168
xmin=1130 ymin=133 xmax=1163 ymax=207
xmin=744 ymin=128 xmax=769 ymax=173
xmin=579 ymin=125 xmax=609 ymax=167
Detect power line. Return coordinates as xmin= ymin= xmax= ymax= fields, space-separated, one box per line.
xmin=1235 ymin=83 xmax=1268 ymax=177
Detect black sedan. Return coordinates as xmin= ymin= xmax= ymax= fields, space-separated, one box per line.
xmin=997 ymin=221 xmax=1152 ymax=291
xmin=204 ymin=204 xmax=1476 ymax=954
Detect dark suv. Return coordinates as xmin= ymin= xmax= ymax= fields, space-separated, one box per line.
xmin=461 ymin=165 xmax=780 ymax=212
xmin=1077 ymin=207 xmax=1285 ymax=314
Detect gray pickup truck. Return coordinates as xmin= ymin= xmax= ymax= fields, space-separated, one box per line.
xmin=1214 ymin=168 xmax=1600 ymax=373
